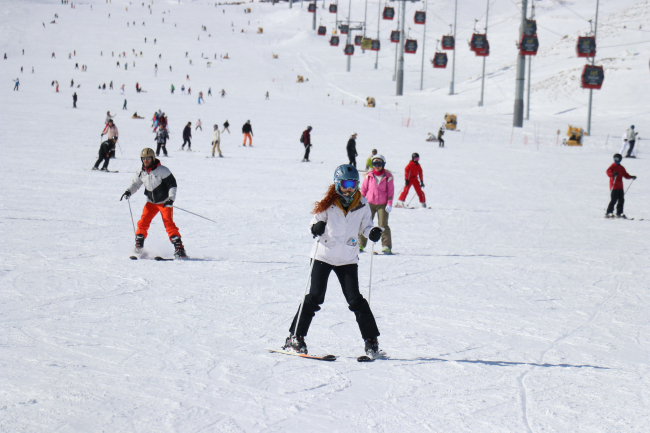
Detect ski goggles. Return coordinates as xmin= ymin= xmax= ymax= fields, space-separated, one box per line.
xmin=372 ymin=160 xmax=384 ymax=167
xmin=339 ymin=179 xmax=358 ymax=189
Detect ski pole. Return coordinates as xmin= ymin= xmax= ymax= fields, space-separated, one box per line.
xmin=116 ymin=140 xmax=124 ymax=155
xmin=293 ymin=239 xmax=320 ymax=338
xmin=127 ymin=197 xmax=136 ymax=235
xmin=407 ymin=192 xmax=416 ymax=207
xmin=368 ymin=241 xmax=375 ymax=306
xmin=174 ymin=206 xmax=218 ymax=224
xmin=624 ymin=178 xmax=635 ymax=195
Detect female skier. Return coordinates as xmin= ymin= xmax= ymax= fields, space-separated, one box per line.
xmin=283 ymin=164 xmax=383 ymax=357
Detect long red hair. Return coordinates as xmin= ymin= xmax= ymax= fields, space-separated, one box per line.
xmin=312 ymin=184 xmax=339 ymax=214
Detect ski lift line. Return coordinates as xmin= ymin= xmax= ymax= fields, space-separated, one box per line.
xmin=552 ymin=0 xmax=591 ymax=22
xmin=600 ymin=24 xmax=650 ymax=33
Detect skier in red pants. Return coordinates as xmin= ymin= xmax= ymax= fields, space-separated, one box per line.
xmin=396 ymin=153 xmax=426 ymax=208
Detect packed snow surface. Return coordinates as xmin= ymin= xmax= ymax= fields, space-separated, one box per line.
xmin=1 ymin=0 xmax=649 ymax=431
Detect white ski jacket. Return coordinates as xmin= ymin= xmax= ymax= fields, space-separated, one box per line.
xmin=127 ymin=162 xmax=177 ymax=204
xmin=626 ymin=128 xmax=637 ymax=141
xmin=212 ymin=129 xmax=220 ymax=143
xmin=309 ymin=194 xmax=375 ymax=266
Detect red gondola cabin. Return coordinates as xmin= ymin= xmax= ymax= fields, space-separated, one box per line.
xmin=329 ymin=4 xmax=337 ymax=13
xmin=520 ymin=35 xmax=539 ymax=56
xmin=383 ymin=7 xmax=395 ymax=20
xmin=523 ymin=20 xmax=537 ymax=36
xmin=441 ymin=35 xmax=455 ymax=50
xmin=318 ymin=26 xmax=327 ymax=36
xmin=470 ymin=34 xmax=488 ymax=53
xmin=339 ymin=24 xmax=349 ymax=35
xmin=414 ymin=11 xmax=426 ymax=25
xmin=581 ymin=64 xmax=604 ymax=89
xmin=344 ymin=44 xmax=355 ymax=56
xmin=433 ymin=52 xmax=448 ymax=68
xmin=371 ymin=39 xmax=381 ymax=51
xmin=405 ymin=39 xmax=418 ymax=54
xmin=354 ymin=35 xmax=363 ymax=46
xmin=475 ymin=41 xmax=490 ymax=57
xmin=390 ymin=30 xmax=400 ymax=43
xmin=330 ymin=35 xmax=340 ymax=46
xmin=308 ymin=3 xmax=316 ymax=13
xmin=576 ymin=36 xmax=596 ymax=58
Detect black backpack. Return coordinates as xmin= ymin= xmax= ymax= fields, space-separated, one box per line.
xmin=300 ymin=132 xmax=304 ymax=143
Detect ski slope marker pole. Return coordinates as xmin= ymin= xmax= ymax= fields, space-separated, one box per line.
xmin=293 ymin=239 xmax=320 ymax=338
xmin=174 ymin=206 xmax=218 ymax=224
xmin=127 ymin=198 xmax=136 ymax=235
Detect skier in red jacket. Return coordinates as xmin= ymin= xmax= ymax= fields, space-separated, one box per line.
xmin=605 ymin=153 xmax=636 ymax=219
xmin=396 ymin=153 xmax=426 ymax=208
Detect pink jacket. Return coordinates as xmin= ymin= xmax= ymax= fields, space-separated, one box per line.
xmin=360 ymin=169 xmax=395 ymax=206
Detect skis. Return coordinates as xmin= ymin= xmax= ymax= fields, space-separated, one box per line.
xmin=91 ymin=169 xmax=119 ymax=173
xmin=129 ymin=255 xmax=182 ymax=261
xmin=268 ymin=349 xmax=336 ymax=361
xmin=374 ymin=251 xmax=398 ymax=255
xmin=357 ymin=351 xmax=387 ymax=362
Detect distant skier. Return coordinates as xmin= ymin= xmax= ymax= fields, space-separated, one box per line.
xmin=265 ymin=91 xmax=269 ymax=100
xmin=437 ymin=127 xmax=445 ymax=147
xmin=621 ymin=125 xmax=638 ymax=158
xmin=365 ymin=149 xmax=378 ymax=171
xmin=155 ymin=126 xmax=169 ymax=157
xmin=208 ymin=87 xmax=212 ymax=96
xmin=182 ymin=122 xmax=192 ymax=150
xmin=13 ymin=78 xmax=19 ymax=90
xmin=211 ymin=124 xmax=222 ymax=157
xmin=396 ymin=153 xmax=426 ymax=208
xmin=222 ymin=120 xmax=230 ymax=134
xmin=346 ymin=133 xmax=358 ymax=167
xmin=72 ymin=92 xmax=77 ymax=108
xmin=198 ymin=92 xmax=204 ymax=104
xmin=195 ymin=119 xmax=202 ymax=131
xmin=101 ymin=119 xmax=119 ymax=158
xmin=359 ymin=154 xmax=394 ymax=254
xmin=220 ymin=89 xmax=226 ymax=98
xmin=171 ymin=84 xmax=175 ymax=94
xmin=123 ymin=99 xmax=127 ymax=110
xmin=105 ymin=111 xmax=115 ymax=125
xmin=605 ymin=154 xmax=636 ymax=219
xmin=92 ymin=137 xmax=116 ymax=171
xmin=120 ymin=148 xmax=187 ymax=259
xmin=281 ymin=164 xmax=383 ymax=357
xmin=70 ymin=79 xmax=74 ymax=88
xmin=301 ymin=126 xmax=312 ymax=162
xmin=242 ymin=120 xmax=253 ymax=147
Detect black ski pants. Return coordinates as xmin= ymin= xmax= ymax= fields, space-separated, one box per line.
xmin=607 ymin=189 xmax=625 ymax=215
xmin=626 ymin=140 xmax=635 ymax=157
xmin=438 ymin=138 xmax=444 ymax=147
xmin=303 ymin=143 xmax=311 ymax=161
xmin=289 ymin=260 xmax=380 ymax=340
xmin=348 ymin=153 xmax=357 ymax=167
xmin=182 ymin=138 xmax=191 ymax=149
xmin=94 ymin=143 xmax=112 ymax=169
xmin=156 ymin=141 xmax=168 ymax=156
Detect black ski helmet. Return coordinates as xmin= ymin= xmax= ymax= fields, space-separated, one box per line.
xmin=613 ymin=153 xmax=622 ymax=163
xmin=412 ymin=152 xmax=420 ymax=161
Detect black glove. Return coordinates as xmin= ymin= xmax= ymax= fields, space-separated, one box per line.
xmin=368 ymin=227 xmax=383 ymax=243
xmin=311 ymin=221 xmax=326 ymax=238
xmin=613 ymin=172 xmax=619 ymax=177
xmin=405 ymin=179 xmax=409 ymax=187
xmin=631 ymin=176 xmax=637 ymax=180
xmin=163 ymin=199 xmax=174 ymax=208
xmin=420 ymin=181 xmax=425 ymax=188
xmin=120 ymin=190 xmax=131 ymax=201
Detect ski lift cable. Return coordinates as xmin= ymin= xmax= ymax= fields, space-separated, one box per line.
xmin=600 ymin=24 xmax=650 ymax=33
xmin=551 ymin=0 xmax=590 ymax=22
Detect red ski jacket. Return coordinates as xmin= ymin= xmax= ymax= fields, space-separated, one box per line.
xmin=404 ymin=161 xmax=423 ymax=182
xmin=606 ymin=163 xmax=631 ymax=190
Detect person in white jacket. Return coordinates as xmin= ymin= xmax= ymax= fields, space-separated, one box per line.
xmin=283 ymin=164 xmax=384 ymax=357
xmin=211 ymin=124 xmax=222 ymax=157
xmin=620 ymin=125 xmax=638 ymax=158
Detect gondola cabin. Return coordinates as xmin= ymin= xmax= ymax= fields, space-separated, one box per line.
xmin=330 ymin=35 xmax=340 ymax=46
xmin=475 ymin=40 xmax=489 ymax=57
xmin=414 ymin=11 xmax=426 ymax=25
xmin=390 ymin=30 xmax=401 ymax=43
xmin=371 ymin=39 xmax=381 ymax=51
xmin=361 ymin=38 xmax=372 ymax=50
xmin=318 ymin=26 xmax=327 ymax=36
xmin=441 ymin=35 xmax=455 ymax=50
xmin=433 ymin=52 xmax=448 ymax=68
xmin=520 ymin=35 xmax=539 ymax=56
xmin=576 ymin=36 xmax=596 ymax=58
xmin=308 ymin=3 xmax=316 ymax=13
xmin=329 ymin=4 xmax=337 ymax=13
xmin=581 ymin=64 xmax=604 ymax=89
xmin=470 ymin=33 xmax=488 ymax=52
xmin=344 ymin=44 xmax=355 ymax=56
xmin=383 ymin=6 xmax=395 ymax=20
xmin=405 ymin=39 xmax=418 ymax=54
xmin=354 ymin=35 xmax=363 ymax=46
xmin=523 ymin=19 xmax=537 ymax=36
xmin=339 ymin=24 xmax=349 ymax=35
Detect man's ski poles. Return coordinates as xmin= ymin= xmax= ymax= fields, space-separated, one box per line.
xmin=174 ymin=206 xmax=218 ymax=224
xmin=624 ymin=178 xmax=635 ymax=195
xmin=293 ymin=238 xmax=320 ymax=338
xmin=116 ymin=140 xmax=124 ymax=155
xmin=127 ymin=198 xmax=136 ymax=235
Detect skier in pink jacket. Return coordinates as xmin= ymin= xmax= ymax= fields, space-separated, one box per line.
xmin=359 ymin=154 xmax=394 ymax=254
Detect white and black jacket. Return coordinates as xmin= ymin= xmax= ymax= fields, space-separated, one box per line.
xmin=127 ymin=162 xmax=177 ymax=204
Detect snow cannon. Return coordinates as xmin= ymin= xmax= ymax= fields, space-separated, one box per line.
xmin=445 ymin=114 xmax=457 ymax=130
xmin=366 ymin=97 xmax=376 ymax=108
xmin=565 ymin=125 xmax=585 ymax=146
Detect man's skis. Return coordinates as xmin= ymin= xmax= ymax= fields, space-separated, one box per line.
xmin=268 ymin=348 xmax=336 ymax=361
xmin=357 ymin=351 xmax=387 ymax=362
xmin=129 ymin=255 xmax=180 ymax=261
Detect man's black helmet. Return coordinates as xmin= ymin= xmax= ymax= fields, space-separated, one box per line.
xmin=412 ymin=152 xmax=420 ymax=160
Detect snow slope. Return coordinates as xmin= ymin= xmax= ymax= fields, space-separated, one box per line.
xmin=1 ymin=0 xmax=649 ymax=432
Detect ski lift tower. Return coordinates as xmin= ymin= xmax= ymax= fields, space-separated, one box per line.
xmin=513 ymin=0 xmax=528 ymax=127
xmin=336 ymin=16 xmax=366 ymax=72
xmin=394 ymin=0 xmax=419 ymax=96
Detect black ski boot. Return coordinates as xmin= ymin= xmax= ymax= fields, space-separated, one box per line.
xmin=364 ymin=338 xmax=380 ymax=357
xmin=170 ymin=236 xmax=188 ymax=259
xmin=135 ymin=234 xmax=145 ymax=253
xmin=282 ymin=335 xmax=308 ymax=354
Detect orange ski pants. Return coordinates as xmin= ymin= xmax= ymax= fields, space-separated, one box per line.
xmin=243 ymin=133 xmax=252 ymax=146
xmin=398 ymin=179 xmax=426 ymax=203
xmin=136 ymin=202 xmax=180 ymax=240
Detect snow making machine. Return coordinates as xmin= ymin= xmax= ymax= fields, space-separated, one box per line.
xmin=366 ymin=97 xmax=376 ymax=107
xmin=565 ymin=125 xmax=585 ymax=146
xmin=445 ymin=114 xmax=458 ymax=130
